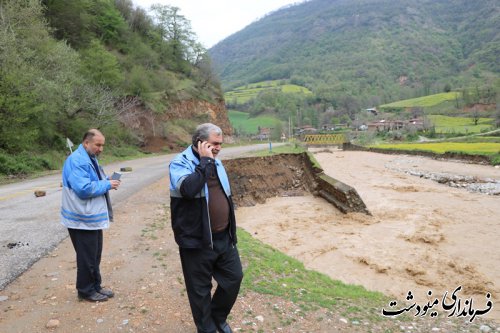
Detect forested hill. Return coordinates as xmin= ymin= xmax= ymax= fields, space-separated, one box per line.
xmin=1 ymin=0 xmax=223 ymax=176
xmin=210 ymin=0 xmax=499 ymax=104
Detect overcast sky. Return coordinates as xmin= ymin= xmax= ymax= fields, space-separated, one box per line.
xmin=132 ymin=0 xmax=303 ymax=48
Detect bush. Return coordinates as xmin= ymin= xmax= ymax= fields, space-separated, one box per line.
xmin=491 ymin=154 xmax=500 ymax=166
xmin=105 ymin=145 xmax=140 ymax=158
xmin=124 ymin=65 xmax=153 ymax=96
xmin=405 ymin=132 xmax=419 ymax=142
xmin=352 ymin=131 xmax=376 ymax=146
xmin=0 ymin=150 xmax=65 ymax=176
xmin=79 ymin=39 xmax=124 ymax=88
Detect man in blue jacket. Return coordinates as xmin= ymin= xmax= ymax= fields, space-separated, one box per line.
xmin=169 ymin=123 xmax=243 ymax=333
xmin=61 ymin=129 xmax=121 ymax=302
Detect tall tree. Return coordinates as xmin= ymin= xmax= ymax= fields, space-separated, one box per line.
xmin=79 ymin=39 xmax=124 ymax=89
xmin=149 ymin=4 xmax=201 ymax=67
xmin=42 ymin=0 xmax=93 ymax=49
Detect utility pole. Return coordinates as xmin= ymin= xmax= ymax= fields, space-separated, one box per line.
xmin=296 ymin=108 xmax=301 ymax=129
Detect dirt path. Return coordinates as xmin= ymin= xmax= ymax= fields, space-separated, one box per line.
xmin=237 ymin=149 xmax=500 ymax=324
xmin=1 ymin=151 xmax=499 ymax=332
xmin=0 ymin=176 xmax=372 ymax=333
xmin=0 ymin=178 xmax=193 ymax=333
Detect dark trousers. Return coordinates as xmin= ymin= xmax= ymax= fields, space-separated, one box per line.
xmin=180 ymin=231 xmax=243 ymax=333
xmin=68 ymin=228 xmax=103 ymax=297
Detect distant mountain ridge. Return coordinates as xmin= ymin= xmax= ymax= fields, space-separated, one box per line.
xmin=209 ymin=0 xmax=499 ymax=104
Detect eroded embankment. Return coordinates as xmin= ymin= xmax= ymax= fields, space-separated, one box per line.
xmin=343 ymin=142 xmax=492 ymax=164
xmin=223 ymin=153 xmax=370 ymax=214
xmin=344 ymin=143 xmax=500 ymax=195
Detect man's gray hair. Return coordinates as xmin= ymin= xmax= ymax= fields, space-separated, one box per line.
xmin=192 ymin=123 xmax=222 ymax=145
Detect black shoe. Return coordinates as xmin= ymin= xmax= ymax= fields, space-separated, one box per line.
xmin=98 ymin=288 xmax=114 ymax=298
xmin=215 ymin=322 xmax=233 ymax=333
xmin=79 ymin=292 xmax=108 ymax=302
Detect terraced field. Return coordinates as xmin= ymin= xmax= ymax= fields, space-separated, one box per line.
xmin=380 ymin=92 xmax=460 ymax=108
xmin=428 ymin=115 xmax=494 ymax=134
xmin=225 ymin=80 xmax=312 ymax=104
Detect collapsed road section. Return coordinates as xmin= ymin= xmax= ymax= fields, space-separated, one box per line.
xmin=223 ymin=152 xmax=370 ymax=215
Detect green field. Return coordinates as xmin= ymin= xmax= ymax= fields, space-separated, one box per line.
xmin=229 ymin=110 xmax=282 ymax=134
xmin=380 ymin=92 xmax=460 ymax=108
xmin=455 ymin=136 xmax=500 ymax=143
xmin=428 ymin=115 xmax=494 ymax=134
xmin=225 ymin=80 xmax=312 ymax=104
xmin=372 ymin=142 xmax=500 ymax=155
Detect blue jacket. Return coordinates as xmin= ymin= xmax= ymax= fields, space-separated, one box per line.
xmin=60 ymin=144 xmax=112 ymax=230
xmin=169 ymin=146 xmax=237 ymax=249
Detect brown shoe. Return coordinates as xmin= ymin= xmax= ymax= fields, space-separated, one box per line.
xmin=79 ymin=292 xmax=108 ymax=302
xmin=97 ymin=288 xmax=114 ymax=298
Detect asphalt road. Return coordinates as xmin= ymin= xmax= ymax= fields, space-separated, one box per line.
xmin=0 ymin=143 xmax=278 ymax=290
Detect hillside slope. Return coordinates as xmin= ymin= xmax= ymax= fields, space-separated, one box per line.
xmin=210 ymin=0 xmax=499 ymax=103
xmin=1 ymin=0 xmax=231 ymax=176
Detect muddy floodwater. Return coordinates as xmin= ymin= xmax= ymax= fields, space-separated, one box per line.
xmin=236 ymin=149 xmax=500 ymax=322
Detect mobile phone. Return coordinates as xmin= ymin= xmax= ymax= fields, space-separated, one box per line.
xmin=111 ymin=172 xmax=121 ymax=180
xmin=192 ymin=136 xmax=202 ymax=146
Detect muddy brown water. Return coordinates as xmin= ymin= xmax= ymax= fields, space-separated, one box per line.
xmin=1 ymin=149 xmax=498 ymax=332
xmin=235 ymin=149 xmax=500 ymax=323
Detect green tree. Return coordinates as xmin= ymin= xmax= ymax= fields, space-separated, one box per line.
xmin=470 ymin=106 xmax=480 ymax=126
xmin=90 ymin=0 xmax=129 ymax=47
xmin=124 ymin=65 xmax=153 ymax=96
xmin=271 ymin=122 xmax=283 ymax=140
xmin=149 ymin=4 xmax=198 ymax=68
xmin=462 ymin=88 xmax=474 ymax=106
xmin=194 ymin=53 xmax=222 ymax=96
xmin=0 ymin=0 xmax=73 ymax=150
xmin=1 ymin=0 xmax=221 ymax=173
xmin=129 ymin=7 xmax=153 ymax=36
xmin=495 ymin=99 xmax=500 ymax=128
xmin=42 ymin=0 xmax=93 ymax=49
xmin=80 ymin=39 xmax=124 ymax=89
xmin=338 ymin=95 xmax=360 ymax=121
xmin=0 ymin=0 xmax=129 ymax=152
xmin=114 ymin=0 xmax=134 ymax=21
xmin=0 ymin=69 xmax=42 ymax=151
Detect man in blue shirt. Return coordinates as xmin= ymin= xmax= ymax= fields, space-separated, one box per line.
xmin=61 ymin=129 xmax=121 ymax=302
xmin=169 ymin=123 xmax=242 ymax=333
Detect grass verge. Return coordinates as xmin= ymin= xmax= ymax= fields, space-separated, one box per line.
xmin=250 ymin=142 xmax=306 ymax=157
xmin=237 ymin=228 xmax=388 ymax=320
xmin=370 ymin=142 xmax=500 ymax=165
xmin=246 ymin=142 xmax=325 ymax=171
xmin=0 ymin=146 xmax=155 ymax=184
xmin=371 ymin=142 xmax=500 ymax=155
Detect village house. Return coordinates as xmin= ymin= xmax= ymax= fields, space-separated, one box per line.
xmin=366 ymin=118 xmax=425 ymax=132
xmin=252 ymin=127 xmax=271 ymax=140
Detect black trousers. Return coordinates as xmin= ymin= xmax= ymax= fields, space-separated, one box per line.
xmin=68 ymin=228 xmax=103 ymax=297
xmin=180 ymin=231 xmax=243 ymax=333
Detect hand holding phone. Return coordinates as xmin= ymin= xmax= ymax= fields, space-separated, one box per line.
xmin=198 ymin=141 xmax=214 ymax=158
